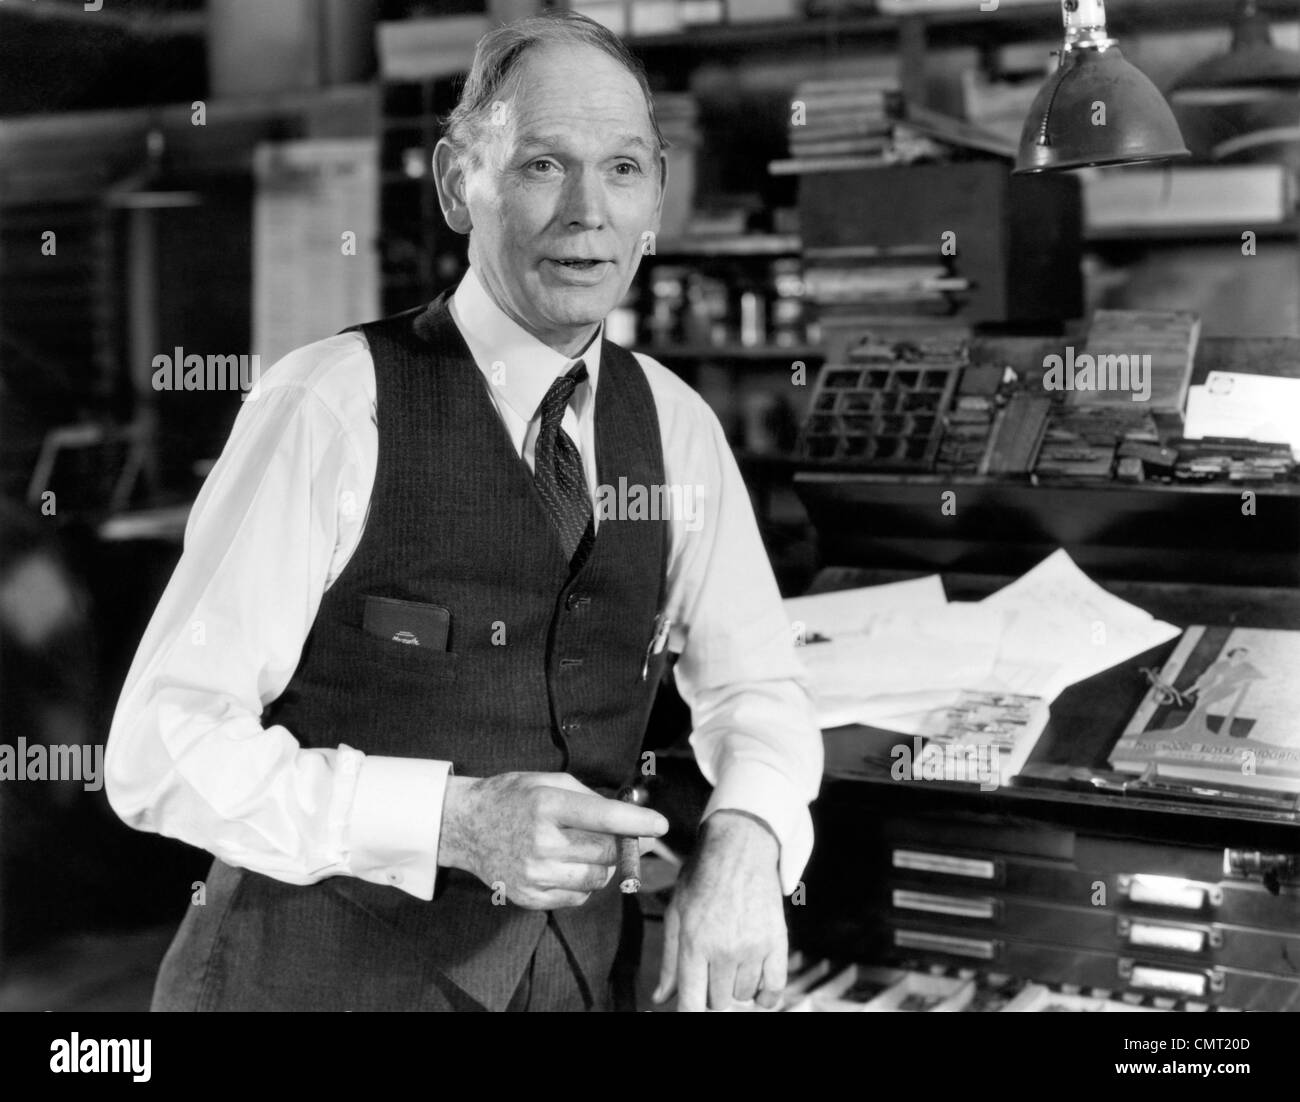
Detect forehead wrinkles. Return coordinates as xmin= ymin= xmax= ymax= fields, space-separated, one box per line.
xmin=506 ymin=47 xmax=652 ymax=145
xmin=510 ymin=96 xmax=652 ymax=152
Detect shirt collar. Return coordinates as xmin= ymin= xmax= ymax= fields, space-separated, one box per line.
xmin=450 ymin=265 xmax=602 ymax=423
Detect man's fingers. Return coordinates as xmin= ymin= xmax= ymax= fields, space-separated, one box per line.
xmin=514 ymin=888 xmax=591 ymax=911
xmin=675 ymin=947 xmax=709 ymax=1013
xmin=733 ymin=960 xmax=762 ymax=1005
xmin=549 ymin=789 xmax=668 ymax=838
xmin=537 ymin=773 xmax=598 ymax=797
xmin=549 ymin=828 xmax=618 ymax=866
xmin=653 ymin=906 xmax=679 ymax=1004
xmin=754 ymin=948 xmax=788 ymax=1010
xmin=534 ymin=861 xmax=614 ymax=895
xmin=708 ymin=957 xmax=736 ymax=1012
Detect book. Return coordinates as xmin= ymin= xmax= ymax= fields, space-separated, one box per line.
xmin=1110 ymin=626 xmax=1300 ymax=793
xmin=769 ymin=154 xmax=897 ymax=176
xmin=789 ymin=136 xmax=895 ymax=159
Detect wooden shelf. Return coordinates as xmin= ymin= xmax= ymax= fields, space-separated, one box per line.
xmin=794 ymin=470 xmax=1300 ymax=587
xmin=625 ymin=2 xmax=1295 ymax=57
xmin=646 ymin=343 xmax=824 ymax=361
xmin=796 ymin=469 xmax=1300 ymax=495
xmin=1085 ymin=220 xmax=1300 ymax=244
xmin=652 ymin=234 xmax=801 ymax=258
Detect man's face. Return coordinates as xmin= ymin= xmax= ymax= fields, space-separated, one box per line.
xmin=450 ymin=42 xmax=666 ymax=353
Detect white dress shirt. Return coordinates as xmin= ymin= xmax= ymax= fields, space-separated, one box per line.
xmin=105 ymin=266 xmax=823 ymax=899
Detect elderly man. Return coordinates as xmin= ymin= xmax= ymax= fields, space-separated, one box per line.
xmin=107 ymin=10 xmax=822 ymax=1012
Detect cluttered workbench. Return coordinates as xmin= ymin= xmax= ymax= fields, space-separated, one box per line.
xmin=782 ymin=330 xmax=1300 ymax=1012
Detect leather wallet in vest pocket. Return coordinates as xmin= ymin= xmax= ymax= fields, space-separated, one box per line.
xmin=342 ymin=600 xmax=459 ymax=682
xmin=362 ymin=595 xmax=451 ymax=650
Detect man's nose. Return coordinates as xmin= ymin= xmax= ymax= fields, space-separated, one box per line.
xmin=559 ymin=166 xmax=605 ymax=229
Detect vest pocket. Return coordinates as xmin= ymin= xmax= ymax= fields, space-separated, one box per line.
xmin=340 ymin=621 xmax=460 ymax=681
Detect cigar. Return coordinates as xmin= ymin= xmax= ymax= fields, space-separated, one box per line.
xmin=616 ymin=785 xmax=642 ymax=894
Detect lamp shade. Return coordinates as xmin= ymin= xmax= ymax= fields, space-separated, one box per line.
xmin=1015 ymin=46 xmax=1191 ymax=173
xmin=1172 ymin=45 xmax=1300 ymax=105
xmin=1171 ymin=0 xmax=1300 ymax=105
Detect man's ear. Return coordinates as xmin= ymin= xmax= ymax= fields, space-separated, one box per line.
xmin=651 ymin=150 xmax=669 ymax=229
xmin=433 ymin=138 xmax=473 ymax=235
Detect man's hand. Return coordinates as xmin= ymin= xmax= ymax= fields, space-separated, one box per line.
xmin=654 ymin=810 xmax=787 ymax=1012
xmin=438 ymin=772 xmax=669 ymax=910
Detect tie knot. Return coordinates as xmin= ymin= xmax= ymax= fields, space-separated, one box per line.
xmin=539 ymin=359 xmax=587 ymax=420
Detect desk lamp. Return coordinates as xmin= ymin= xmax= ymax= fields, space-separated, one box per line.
xmin=1014 ymin=0 xmax=1190 ymax=173
xmin=1171 ymin=0 xmax=1300 ymax=106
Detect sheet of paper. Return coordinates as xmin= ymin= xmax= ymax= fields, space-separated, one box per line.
xmin=980 ymin=549 xmax=1180 ymax=699
xmin=790 ymin=553 xmax=1176 ymax=734
xmin=783 ymin=575 xmax=946 ymax=639
xmin=795 ymin=604 xmax=1006 ymax=726
xmin=1184 ymin=372 xmax=1300 ymax=458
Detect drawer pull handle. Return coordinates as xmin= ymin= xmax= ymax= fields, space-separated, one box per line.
xmin=1118 ymin=918 xmax=1214 ymax=954
xmin=1119 ymin=874 xmax=1222 ymax=911
xmin=1119 ymin=958 xmax=1224 ymax=997
xmin=892 ymin=849 xmax=996 ymax=880
xmin=893 ymin=929 xmax=998 ymax=960
xmin=892 ymin=890 xmax=997 ymax=920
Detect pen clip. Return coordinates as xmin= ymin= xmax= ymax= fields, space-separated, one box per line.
xmin=641 ymin=613 xmax=672 ymax=680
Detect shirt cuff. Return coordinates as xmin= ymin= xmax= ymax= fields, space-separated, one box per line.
xmin=345 ymin=754 xmax=451 ymax=901
xmin=703 ymin=758 xmax=814 ymax=897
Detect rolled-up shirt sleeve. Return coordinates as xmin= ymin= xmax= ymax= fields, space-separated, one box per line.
xmin=105 ymin=340 xmax=450 ymax=901
xmin=644 ymin=356 xmax=824 ymax=896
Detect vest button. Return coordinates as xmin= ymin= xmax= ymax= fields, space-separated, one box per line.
xmin=565 ymin=592 xmax=586 ymax=611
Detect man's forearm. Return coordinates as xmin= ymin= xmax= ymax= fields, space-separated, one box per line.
xmin=705 ymin=807 xmax=781 ymax=854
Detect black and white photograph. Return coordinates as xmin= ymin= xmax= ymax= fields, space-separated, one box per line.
xmin=0 ymin=0 xmax=1297 ymax=1073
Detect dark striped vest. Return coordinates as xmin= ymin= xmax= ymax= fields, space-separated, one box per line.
xmin=204 ymin=291 xmax=669 ymax=1011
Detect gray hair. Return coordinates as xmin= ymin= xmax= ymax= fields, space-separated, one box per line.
xmin=442 ymin=9 xmax=668 ymax=169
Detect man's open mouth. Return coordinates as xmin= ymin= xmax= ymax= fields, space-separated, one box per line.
xmin=551 ymin=259 xmax=606 ymax=269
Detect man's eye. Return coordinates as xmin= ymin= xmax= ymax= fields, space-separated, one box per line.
xmin=526 ymin=159 xmax=557 ymax=174
xmin=614 ymin=161 xmax=642 ymax=176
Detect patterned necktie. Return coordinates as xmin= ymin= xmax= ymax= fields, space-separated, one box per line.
xmin=533 ymin=359 xmax=593 ymax=563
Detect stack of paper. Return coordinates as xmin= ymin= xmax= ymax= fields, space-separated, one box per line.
xmin=785 ymin=551 xmax=1180 ymax=782
xmin=1184 ymin=372 xmax=1300 ymax=460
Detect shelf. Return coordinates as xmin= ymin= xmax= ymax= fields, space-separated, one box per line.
xmin=1085 ymin=221 xmax=1300 ymax=244
xmin=651 ymin=234 xmax=801 ymax=258
xmin=794 ymin=471 xmax=1300 ymax=586
xmin=795 ymin=469 xmax=1300 ymax=495
xmin=646 ymin=343 xmax=824 ymax=361
xmin=625 ymin=2 xmax=1295 ymax=57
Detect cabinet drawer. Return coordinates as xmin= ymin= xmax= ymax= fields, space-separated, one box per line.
xmin=883 ymin=926 xmax=1300 ymax=1011
xmin=886 ymin=887 xmax=1300 ymax=975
